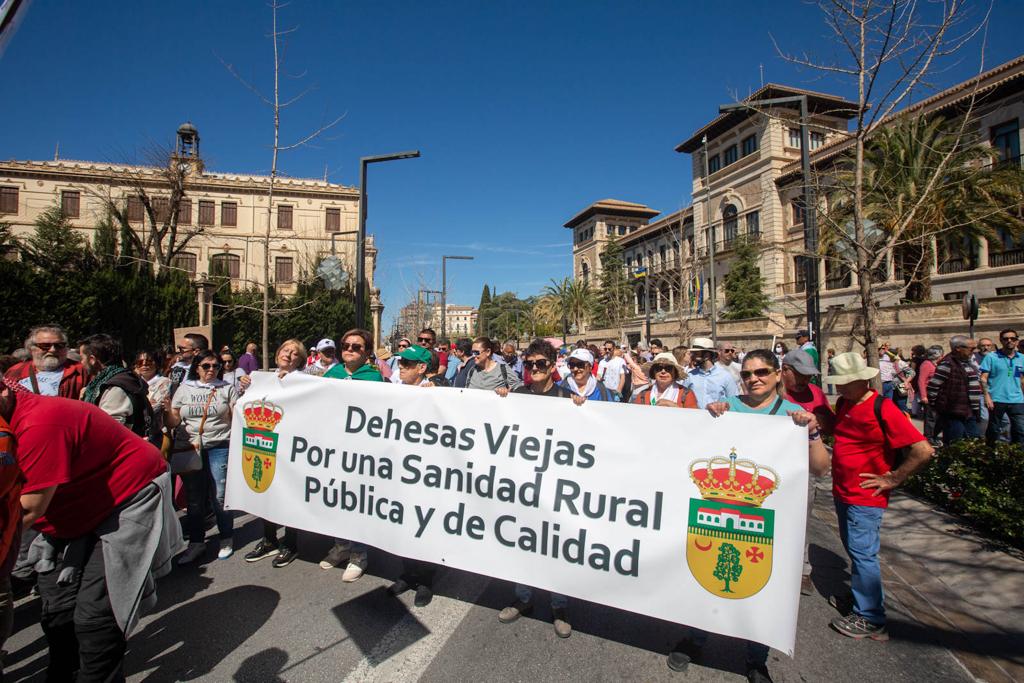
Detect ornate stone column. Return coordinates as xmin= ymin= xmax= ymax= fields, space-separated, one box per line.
xmin=370 ymin=288 xmax=384 ymax=349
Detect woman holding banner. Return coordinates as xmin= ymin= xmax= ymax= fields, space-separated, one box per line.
xmin=243 ymin=339 xmax=307 ymax=568
xmin=630 ymin=352 xmax=697 ymax=408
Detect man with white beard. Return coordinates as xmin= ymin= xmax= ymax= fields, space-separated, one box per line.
xmin=4 ymin=324 xmax=86 ymax=398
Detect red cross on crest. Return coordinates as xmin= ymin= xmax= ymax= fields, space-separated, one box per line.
xmin=263 ymin=458 xmax=273 ymax=470
xmin=746 ymin=546 xmax=764 ymax=563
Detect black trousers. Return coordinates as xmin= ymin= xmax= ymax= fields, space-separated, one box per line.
xmin=37 ymin=539 xmax=126 ymax=683
xmin=400 ymin=559 xmax=437 ymax=588
xmin=262 ymin=521 xmax=298 ymax=551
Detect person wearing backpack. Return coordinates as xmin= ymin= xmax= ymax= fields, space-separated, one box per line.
xmin=631 ymin=353 xmax=697 ymax=408
xmin=825 ymin=352 xmax=934 ymax=642
xmin=467 ymin=337 xmax=523 ymax=393
xmin=559 ymin=348 xmax=617 ymax=402
xmin=78 ymin=334 xmax=152 ymax=438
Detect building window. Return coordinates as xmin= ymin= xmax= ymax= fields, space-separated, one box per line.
xmin=0 ymin=186 xmax=17 ymax=214
xmin=625 ymin=257 xmax=633 ymax=270
xmin=810 ymin=132 xmax=825 ymax=149
xmin=326 ymin=207 xmax=341 ymax=232
xmin=741 ymin=134 xmax=758 ymax=156
xmin=788 ymin=128 xmax=825 ymax=150
xmin=708 ymin=154 xmax=721 ymax=174
xmin=792 ymin=195 xmax=805 ymax=225
xmin=659 ymin=244 xmax=667 ymax=265
xmin=991 ymin=119 xmax=1020 ymax=166
xmin=211 ymin=253 xmax=240 ymax=279
xmin=794 ymin=255 xmax=809 ymax=292
xmin=221 ymin=202 xmax=237 ymax=227
xmin=278 ymin=205 xmax=293 ymax=230
xmin=172 ymin=252 xmax=197 ymax=277
xmin=126 ymin=196 xmax=143 ymax=222
xmin=722 ymin=205 xmax=738 ymax=244
xmin=746 ymin=210 xmax=760 ymax=235
xmin=178 ymin=199 xmax=192 ymax=225
xmin=942 ymin=291 xmax=968 ymax=301
xmin=996 ymin=285 xmax=1024 ymax=296
xmin=193 ymin=200 xmax=213 ymax=226
xmin=152 ymin=197 xmax=170 ymax=223
xmin=723 ymin=145 xmax=738 ymax=165
xmin=275 ymin=257 xmax=294 ymax=283
xmin=61 ymin=190 xmax=80 ymax=218
xmin=618 ymin=226 xmax=626 ymax=236
xmin=581 ymin=261 xmax=590 ymax=283
xmin=788 ymin=128 xmax=801 ymax=147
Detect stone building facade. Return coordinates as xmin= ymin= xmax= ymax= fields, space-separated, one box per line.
xmin=0 ymin=124 xmax=385 ymax=345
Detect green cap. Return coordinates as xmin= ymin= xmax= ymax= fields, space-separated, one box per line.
xmin=397 ymin=346 xmax=431 ymax=364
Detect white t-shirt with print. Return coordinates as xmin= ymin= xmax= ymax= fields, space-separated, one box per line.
xmin=598 ymin=356 xmax=627 ymax=392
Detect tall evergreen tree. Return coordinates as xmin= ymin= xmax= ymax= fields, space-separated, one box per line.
xmin=596 ymin=236 xmax=632 ymax=337
xmin=723 ymin=237 xmax=770 ymax=320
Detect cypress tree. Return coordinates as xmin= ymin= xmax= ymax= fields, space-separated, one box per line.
xmin=723 ymin=237 xmax=770 ymax=319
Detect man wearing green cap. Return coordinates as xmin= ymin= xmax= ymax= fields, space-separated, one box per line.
xmin=394 ymin=345 xmax=433 ymax=386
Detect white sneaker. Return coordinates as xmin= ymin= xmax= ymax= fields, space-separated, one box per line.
xmin=178 ymin=542 xmax=205 ymax=565
xmin=341 ymin=552 xmax=368 ymax=582
xmin=218 ymin=540 xmax=234 ymax=560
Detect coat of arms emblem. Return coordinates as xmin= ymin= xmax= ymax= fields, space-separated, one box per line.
xmin=687 ymin=448 xmax=780 ymax=599
xmin=241 ymin=399 xmax=284 ymax=493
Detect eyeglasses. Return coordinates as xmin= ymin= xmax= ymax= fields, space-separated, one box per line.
xmin=1002 ymin=336 xmax=1019 ymax=343
xmin=722 ymin=348 xmax=736 ymax=353
xmin=523 ymin=359 xmax=551 ymax=371
xmin=740 ymin=368 xmax=775 ymax=380
xmin=650 ymin=364 xmax=674 ymax=374
xmin=417 ymin=337 xmax=433 ymax=344
xmin=398 ymin=343 xmax=410 ymax=349
xmin=221 ymin=358 xmax=235 ymax=365
xmin=567 ymin=360 xmax=589 ymax=370
xmin=340 ymin=342 xmax=365 ymax=352
xmin=134 ymin=358 xmax=155 ymax=367
xmin=471 ymin=349 xmax=483 ymax=356
xmin=398 ymin=358 xmax=422 ymax=369
xmin=199 ymin=362 xmax=221 ymax=370
xmin=33 ymin=342 xmax=67 ymax=352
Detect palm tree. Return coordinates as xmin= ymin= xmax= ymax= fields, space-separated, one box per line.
xmin=543 ymin=277 xmax=596 ymax=338
xmin=826 ymin=115 xmax=1024 ymax=301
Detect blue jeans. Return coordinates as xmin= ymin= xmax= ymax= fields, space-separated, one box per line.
xmin=515 ymin=584 xmax=567 ymax=609
xmin=937 ymin=414 xmax=978 ymax=446
xmin=987 ymin=402 xmax=1024 ymax=445
xmin=835 ymin=501 xmax=885 ymax=625
xmin=881 ymin=381 xmax=894 ymax=400
xmin=182 ymin=444 xmax=233 ymax=542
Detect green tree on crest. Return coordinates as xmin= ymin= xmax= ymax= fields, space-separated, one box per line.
xmin=714 ymin=542 xmax=743 ymax=593
xmin=252 ymin=456 xmax=264 ymax=490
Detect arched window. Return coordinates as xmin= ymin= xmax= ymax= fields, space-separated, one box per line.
xmin=581 ymin=261 xmax=590 ymax=284
xmin=722 ymin=204 xmax=738 ymax=245
xmin=211 ymin=253 xmax=240 ymax=279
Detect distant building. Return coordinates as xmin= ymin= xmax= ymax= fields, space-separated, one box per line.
xmin=0 ymin=123 xmax=385 ymax=345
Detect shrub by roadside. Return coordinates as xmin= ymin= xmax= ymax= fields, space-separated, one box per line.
xmin=906 ymin=439 xmax=1024 ymax=550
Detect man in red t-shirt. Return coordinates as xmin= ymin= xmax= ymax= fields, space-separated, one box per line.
xmin=0 ymin=377 xmax=170 ymax=681
xmin=825 ymin=352 xmax=933 ymax=642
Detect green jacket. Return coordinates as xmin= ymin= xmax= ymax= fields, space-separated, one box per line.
xmin=324 ymin=362 xmax=384 ymax=382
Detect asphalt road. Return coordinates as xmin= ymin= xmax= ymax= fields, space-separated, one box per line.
xmin=4 ymin=489 xmax=975 ymax=683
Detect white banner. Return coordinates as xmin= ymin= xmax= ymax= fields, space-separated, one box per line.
xmin=227 ymin=371 xmax=809 ymax=655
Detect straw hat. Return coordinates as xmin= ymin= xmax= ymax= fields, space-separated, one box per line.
xmin=826 ymin=351 xmax=880 ymax=385
xmin=376 ymin=347 xmax=392 ymax=360
xmin=688 ymin=337 xmax=716 ymax=353
xmin=642 ymin=352 xmax=687 ymax=377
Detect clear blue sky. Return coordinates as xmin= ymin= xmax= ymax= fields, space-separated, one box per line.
xmin=2 ymin=1 xmax=1021 ymax=331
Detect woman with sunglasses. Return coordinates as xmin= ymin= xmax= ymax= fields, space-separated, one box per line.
xmin=167 ymin=349 xmax=239 ymax=563
xmin=558 ymin=348 xmax=617 ymax=402
xmin=133 ymin=349 xmax=172 ymax=446
xmin=631 ymin=353 xmax=697 ymax=408
xmin=220 ymin=349 xmax=248 ymax=393
xmin=243 ymin=339 xmax=308 ymax=567
xmin=467 ymin=337 xmax=522 ymax=394
xmin=388 ymin=338 xmax=412 ymax=383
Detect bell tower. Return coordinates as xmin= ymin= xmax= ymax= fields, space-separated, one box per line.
xmin=175 ymin=121 xmax=203 ymax=173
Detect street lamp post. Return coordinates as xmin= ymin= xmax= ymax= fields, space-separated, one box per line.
xmin=719 ymin=97 xmax=822 ymax=360
xmin=702 ymin=135 xmax=718 ymax=345
xmin=441 ymin=255 xmax=474 ymax=342
xmin=356 ymin=151 xmax=421 ymax=328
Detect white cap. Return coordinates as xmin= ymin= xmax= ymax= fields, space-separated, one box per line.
xmin=315 ymin=338 xmax=336 ymax=352
xmin=568 ymin=348 xmax=594 ymax=364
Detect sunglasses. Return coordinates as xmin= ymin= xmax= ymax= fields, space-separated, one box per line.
xmin=199 ymin=362 xmax=222 ymax=370
xmin=417 ymin=337 xmax=433 ymax=344
xmin=567 ymin=360 xmax=589 ymax=370
xmin=1002 ymin=336 xmax=1019 ymax=343
xmin=398 ymin=358 xmax=422 ymax=369
xmin=650 ymin=364 xmax=674 ymax=374
xmin=398 ymin=343 xmax=410 ymax=349
xmin=523 ymin=359 xmax=551 ymax=371
xmin=221 ymin=358 xmax=235 ymax=364
xmin=33 ymin=342 xmax=67 ymax=352
xmin=134 ymin=358 xmax=155 ymax=366
xmin=740 ymin=368 xmax=775 ymax=380
xmin=340 ymin=342 xmax=365 ymax=352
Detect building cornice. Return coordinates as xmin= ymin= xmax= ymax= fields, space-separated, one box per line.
xmin=564 ymin=198 xmax=660 ymax=229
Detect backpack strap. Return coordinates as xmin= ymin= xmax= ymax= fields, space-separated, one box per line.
xmin=873 ymin=393 xmax=892 ymax=450
xmin=768 ymin=397 xmax=784 ymax=415
xmin=499 ymin=363 xmax=509 ymax=388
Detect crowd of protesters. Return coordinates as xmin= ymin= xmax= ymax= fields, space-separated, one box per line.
xmin=0 ymin=320 xmax=1020 ymax=682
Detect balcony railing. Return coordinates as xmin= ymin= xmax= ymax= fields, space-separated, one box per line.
xmin=989 ymin=249 xmax=1024 ymax=268
xmin=937 ymin=257 xmax=975 ymax=274
xmin=718 ymin=232 xmax=761 ymax=252
xmin=825 ymin=272 xmax=852 ymax=290
xmin=780 ymin=281 xmax=807 ymax=295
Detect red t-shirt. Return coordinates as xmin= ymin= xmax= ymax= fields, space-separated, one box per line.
xmin=12 ymin=393 xmax=167 ymax=538
xmin=833 ymin=391 xmax=925 ymax=508
xmin=786 ymin=383 xmax=835 ymax=436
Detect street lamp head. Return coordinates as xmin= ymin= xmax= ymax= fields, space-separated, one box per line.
xmin=444 ymin=255 xmax=474 ymax=261
xmin=363 ymin=151 xmax=421 ymax=164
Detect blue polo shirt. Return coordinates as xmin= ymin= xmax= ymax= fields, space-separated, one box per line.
xmin=979 ymin=350 xmax=1024 ymax=403
xmin=683 ymin=364 xmax=739 ymax=409
xmin=726 ymin=395 xmax=803 ymax=416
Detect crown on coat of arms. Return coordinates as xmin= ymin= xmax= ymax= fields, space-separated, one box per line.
xmin=689 ymin=448 xmax=780 ymax=507
xmin=243 ymin=399 xmax=284 ymax=432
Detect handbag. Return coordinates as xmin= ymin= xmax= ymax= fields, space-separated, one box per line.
xmin=169 ymin=388 xmax=217 ymax=474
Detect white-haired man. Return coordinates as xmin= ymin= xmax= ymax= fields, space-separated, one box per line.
xmin=5 ymin=325 xmax=86 ymax=398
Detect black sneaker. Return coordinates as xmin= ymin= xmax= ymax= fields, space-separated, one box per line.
xmin=414 ymin=584 xmax=433 ymax=607
xmin=830 ymin=613 xmax=889 ymax=641
xmin=271 ymin=546 xmax=298 ymax=568
xmin=667 ymin=639 xmax=702 ymax=672
xmin=244 ymin=539 xmax=279 ymax=563
xmin=388 ymin=578 xmax=411 ymax=597
xmin=746 ymin=663 xmax=773 ymax=683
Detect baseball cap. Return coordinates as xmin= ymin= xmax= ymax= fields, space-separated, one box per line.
xmin=568 ymin=348 xmax=594 ymax=364
xmin=796 ymin=329 xmax=810 ymax=339
xmin=397 ymin=346 xmax=432 ymax=364
xmin=782 ymin=349 xmax=819 ymax=375
xmin=315 ymin=338 xmax=336 ymax=352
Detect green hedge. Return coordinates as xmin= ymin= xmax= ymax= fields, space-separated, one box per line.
xmin=906 ymin=439 xmax=1024 ymax=549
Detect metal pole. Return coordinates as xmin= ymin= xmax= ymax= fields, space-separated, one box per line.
xmin=703 ymin=135 xmax=718 ymax=344
xmin=798 ymin=96 xmax=823 ymax=365
xmin=644 ymin=269 xmax=651 ymax=343
xmin=441 ymin=257 xmax=447 ymax=342
xmin=356 ymin=159 xmax=368 ymax=327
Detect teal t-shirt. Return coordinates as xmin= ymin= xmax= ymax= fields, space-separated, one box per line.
xmin=726 ymin=395 xmax=803 ymax=416
xmin=979 ymin=350 xmax=1024 ymax=403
